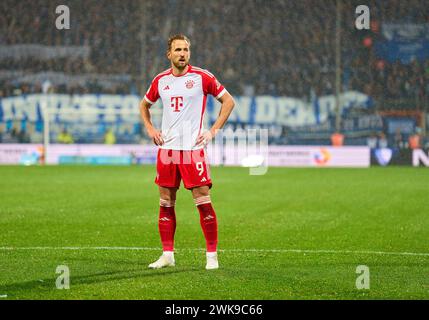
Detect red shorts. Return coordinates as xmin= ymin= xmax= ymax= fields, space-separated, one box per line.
xmin=155 ymin=148 xmax=212 ymax=190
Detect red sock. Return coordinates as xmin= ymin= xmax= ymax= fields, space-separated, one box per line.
xmin=159 ymin=200 xmax=176 ymax=251
xmin=195 ymin=197 xmax=218 ymax=252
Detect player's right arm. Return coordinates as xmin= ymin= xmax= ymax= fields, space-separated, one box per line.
xmin=139 ymin=97 xmax=164 ymax=146
xmin=139 ymin=77 xmax=164 ymax=146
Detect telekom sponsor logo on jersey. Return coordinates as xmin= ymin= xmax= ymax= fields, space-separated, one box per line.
xmin=170 ymin=96 xmax=184 ymax=112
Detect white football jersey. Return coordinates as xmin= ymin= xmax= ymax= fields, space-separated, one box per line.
xmin=144 ymin=65 xmax=227 ymax=150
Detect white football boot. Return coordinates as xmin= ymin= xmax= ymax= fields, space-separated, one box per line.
xmin=148 ymin=251 xmax=175 ymax=269
xmin=206 ymin=252 xmax=219 ymax=270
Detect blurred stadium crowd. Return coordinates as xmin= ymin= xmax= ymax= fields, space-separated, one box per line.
xmin=1 ymin=0 xmax=428 ymax=100
xmin=0 ymin=0 xmax=428 ymax=146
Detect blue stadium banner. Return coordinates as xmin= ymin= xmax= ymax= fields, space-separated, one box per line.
xmin=0 ymin=92 xmax=372 ymax=130
xmin=375 ymin=23 xmax=429 ymax=63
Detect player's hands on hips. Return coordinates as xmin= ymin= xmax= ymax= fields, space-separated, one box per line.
xmin=147 ymin=127 xmax=164 ymax=146
xmin=195 ymin=130 xmax=214 ymax=147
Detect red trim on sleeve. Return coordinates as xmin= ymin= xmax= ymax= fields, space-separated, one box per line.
xmin=145 ymin=69 xmax=172 ymax=104
xmin=190 ymin=67 xmax=225 ymax=97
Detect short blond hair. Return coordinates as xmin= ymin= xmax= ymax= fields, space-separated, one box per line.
xmin=167 ymin=34 xmax=191 ymax=54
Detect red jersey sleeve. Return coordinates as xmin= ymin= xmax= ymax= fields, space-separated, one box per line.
xmin=144 ymin=78 xmax=160 ymax=105
xmin=202 ymin=71 xmax=226 ymax=99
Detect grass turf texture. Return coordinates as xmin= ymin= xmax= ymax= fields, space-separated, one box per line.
xmin=0 ymin=165 xmax=428 ymax=299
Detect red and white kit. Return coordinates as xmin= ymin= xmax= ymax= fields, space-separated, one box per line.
xmin=144 ymin=65 xmax=227 ymax=189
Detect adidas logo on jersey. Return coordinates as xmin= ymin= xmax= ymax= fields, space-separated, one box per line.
xmin=163 ymin=85 xmax=170 ymax=90
xmin=201 ymin=177 xmax=207 ymax=182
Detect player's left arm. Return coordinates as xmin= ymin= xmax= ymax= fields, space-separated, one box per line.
xmin=196 ymin=91 xmax=235 ymax=146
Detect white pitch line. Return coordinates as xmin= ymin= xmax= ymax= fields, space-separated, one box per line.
xmin=0 ymin=247 xmax=428 ymax=257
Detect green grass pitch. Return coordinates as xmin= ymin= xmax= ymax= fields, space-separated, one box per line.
xmin=0 ymin=165 xmax=428 ymax=299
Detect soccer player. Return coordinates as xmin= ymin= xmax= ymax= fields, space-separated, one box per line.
xmin=139 ymin=34 xmax=235 ymax=270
